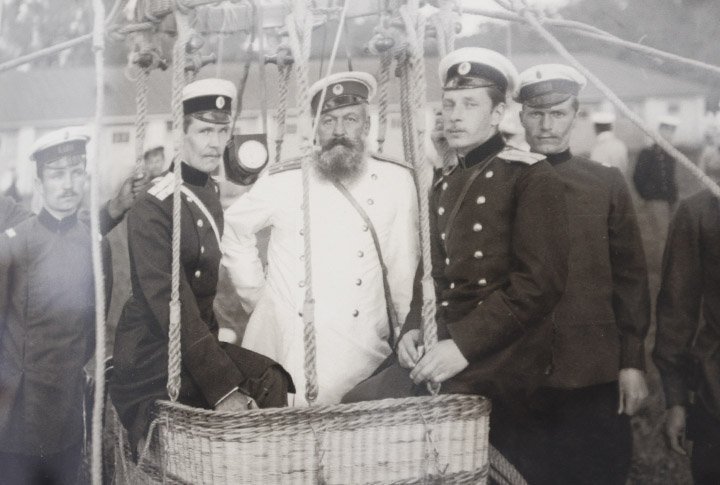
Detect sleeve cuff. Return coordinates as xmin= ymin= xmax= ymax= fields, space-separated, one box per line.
xmin=620 ymin=334 xmax=646 ymax=371
xmin=184 ymin=334 xmax=246 ymax=406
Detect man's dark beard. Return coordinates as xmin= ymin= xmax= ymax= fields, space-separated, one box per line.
xmin=315 ymin=137 xmax=366 ymax=182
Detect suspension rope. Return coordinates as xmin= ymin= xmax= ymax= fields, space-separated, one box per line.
xmin=462 ymin=5 xmax=720 ymax=78
xmin=523 ymin=11 xmax=720 ymax=199
xmin=286 ymin=0 xmax=319 ymax=404
xmin=167 ymin=6 xmax=191 ymax=403
xmin=273 ymin=60 xmax=292 ymax=165
xmin=375 ymin=51 xmax=392 ymax=153
xmin=134 ymin=66 xmax=150 ymax=173
xmin=89 ymin=0 xmax=107 ymax=483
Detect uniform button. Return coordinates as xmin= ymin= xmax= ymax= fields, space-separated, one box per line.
xmin=438 ymin=207 xmax=445 ymax=215
xmin=371 ymin=173 xmax=378 ymax=181
xmin=450 ymin=282 xmax=455 ymax=289
xmin=441 ymin=301 xmax=449 ymax=307
xmin=362 ymin=224 xmax=369 ymax=232
xmin=352 ymin=309 xmax=359 ymax=317
xmin=355 ymin=278 xmax=362 ymax=286
xmin=300 ymin=254 xmax=305 ymax=261
xmin=476 ymin=196 xmax=486 ymax=205
xmin=214 ymin=185 xmax=219 ymax=193
xmin=473 ymin=223 xmax=482 ymax=232
xmin=442 ymin=182 xmax=448 ymax=191
xmin=445 ymin=257 xmax=450 ymax=265
xmin=441 ymin=233 xmax=446 ymax=240
xmin=298 ymin=280 xmax=305 ymax=288
xmin=357 ymin=250 xmax=364 ymax=258
xmin=194 ymin=270 xmax=201 ymax=278
xmin=197 ymin=219 xmax=204 ymax=228
xmin=299 ymin=229 xmax=304 ymax=236
xmin=478 ymin=278 xmax=488 ymax=286
xmin=485 ymin=170 xmax=494 ymax=179
xmin=200 ymin=246 xmax=205 ymax=254
xmin=367 ymin=198 xmax=374 ymax=205
xmin=474 ymin=250 xmax=484 ymax=259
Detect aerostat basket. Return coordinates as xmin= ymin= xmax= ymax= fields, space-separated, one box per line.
xmin=112 ymin=393 xmax=490 ymax=484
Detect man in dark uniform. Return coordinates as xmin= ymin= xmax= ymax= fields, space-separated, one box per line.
xmin=0 ymin=129 xmax=102 ymax=484
xmin=343 ymin=48 xmax=570 ymax=468
xmin=110 ymin=78 xmax=292 ymax=453
xmin=515 ymin=64 xmax=651 ymax=485
xmin=654 ymin=164 xmax=720 ymax=484
xmin=633 ymin=116 xmax=679 ymax=207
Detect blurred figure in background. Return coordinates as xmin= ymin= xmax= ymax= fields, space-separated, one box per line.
xmin=697 ymin=127 xmax=720 ymax=176
xmin=590 ymin=111 xmax=629 ymax=177
xmin=143 ymin=144 xmax=166 ymax=181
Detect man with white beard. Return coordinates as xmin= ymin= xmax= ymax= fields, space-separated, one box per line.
xmin=222 ymin=71 xmax=420 ymax=405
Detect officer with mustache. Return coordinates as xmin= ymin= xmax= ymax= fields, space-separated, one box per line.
xmin=110 ymin=79 xmax=293 ymax=454
xmin=222 ymin=71 xmax=420 ymax=406
xmin=0 ymin=128 xmax=109 ymax=484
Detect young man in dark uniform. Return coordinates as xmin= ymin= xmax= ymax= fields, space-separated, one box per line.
xmin=343 ymin=48 xmax=570 ymax=470
xmin=515 ymin=64 xmax=651 ymax=485
xmin=0 ymin=129 xmax=103 ymax=484
xmin=654 ymin=163 xmax=720 ymax=485
xmin=110 ymin=78 xmax=292 ymax=453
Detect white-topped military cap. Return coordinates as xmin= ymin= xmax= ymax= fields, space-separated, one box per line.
xmin=30 ymin=127 xmax=89 ymax=167
xmin=516 ymin=64 xmax=587 ymax=108
xmin=309 ymin=71 xmax=377 ymax=115
xmin=182 ymin=78 xmax=236 ymax=124
xmin=438 ymin=47 xmax=519 ymax=96
xmin=659 ymin=115 xmax=680 ymax=128
xmin=591 ymin=111 xmax=616 ymax=124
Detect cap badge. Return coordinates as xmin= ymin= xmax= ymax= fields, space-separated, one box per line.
xmin=216 ymin=96 xmax=226 ymax=109
xmin=458 ymin=62 xmax=471 ymax=76
xmin=536 ymin=70 xmax=542 ymax=79
xmin=332 ymin=83 xmax=344 ymax=95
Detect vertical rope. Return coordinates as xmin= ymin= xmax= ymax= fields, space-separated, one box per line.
xmin=429 ymin=0 xmax=457 ymax=170
xmin=376 ymin=52 xmax=392 ymax=153
xmin=167 ymin=6 xmax=190 ymax=403
xmin=399 ymin=2 xmax=438 ymax=364
xmin=90 ymin=0 xmax=106 ymax=482
xmin=273 ymin=62 xmax=292 ymax=165
xmin=522 ymin=11 xmax=720 ymax=199
xmin=286 ymin=0 xmax=319 ymax=404
xmin=134 ymin=67 xmax=150 ymax=173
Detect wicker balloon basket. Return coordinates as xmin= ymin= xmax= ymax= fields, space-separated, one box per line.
xmin=111 ymin=394 xmax=491 ymax=484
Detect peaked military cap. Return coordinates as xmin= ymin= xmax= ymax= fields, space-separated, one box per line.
xmin=438 ymin=47 xmax=519 ymax=96
xmin=30 ymin=127 xmax=89 ymax=175
xmin=516 ymin=64 xmax=587 ymax=108
xmin=309 ymin=71 xmax=377 ymax=115
xmin=183 ymin=78 xmax=236 ymax=124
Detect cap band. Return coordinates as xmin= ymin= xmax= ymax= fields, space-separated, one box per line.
xmin=33 ymin=139 xmax=87 ymax=165
xmin=183 ymin=94 xmax=232 ymax=119
xmin=444 ymin=62 xmax=508 ymax=93
xmin=518 ymin=79 xmax=580 ymax=104
xmin=311 ymin=80 xmax=370 ymax=114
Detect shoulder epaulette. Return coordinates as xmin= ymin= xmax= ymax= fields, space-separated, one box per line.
xmin=496 ymin=147 xmax=546 ymax=165
xmin=371 ymin=152 xmax=413 ymax=170
xmin=147 ymin=173 xmax=175 ymax=201
xmin=268 ymin=156 xmax=302 ymax=175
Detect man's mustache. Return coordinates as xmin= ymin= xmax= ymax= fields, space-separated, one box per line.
xmin=60 ymin=190 xmax=79 ymax=197
xmin=325 ymin=137 xmax=355 ymax=150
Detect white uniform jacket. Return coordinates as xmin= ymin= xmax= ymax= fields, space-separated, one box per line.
xmin=222 ymin=154 xmax=420 ymax=405
xmin=590 ymin=131 xmax=629 ymax=176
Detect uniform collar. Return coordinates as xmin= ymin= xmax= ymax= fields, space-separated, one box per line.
xmin=458 ymin=132 xmax=506 ymax=169
xmin=168 ymin=161 xmax=211 ymax=187
xmin=544 ymin=149 xmax=573 ymax=166
xmin=596 ymin=131 xmax=615 ymax=141
xmin=38 ymin=208 xmax=78 ymax=232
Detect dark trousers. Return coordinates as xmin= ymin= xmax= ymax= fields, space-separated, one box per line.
xmin=688 ymin=400 xmax=720 ymax=485
xmin=492 ymin=382 xmax=631 ymax=485
xmin=0 ymin=442 xmax=82 ymax=485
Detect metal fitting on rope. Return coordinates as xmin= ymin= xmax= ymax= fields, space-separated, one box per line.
xmin=368 ymin=33 xmax=395 ymax=54
xmin=265 ymin=45 xmax=294 ymax=66
xmin=185 ymin=33 xmax=205 ymax=53
xmin=185 ymin=52 xmax=217 ymax=73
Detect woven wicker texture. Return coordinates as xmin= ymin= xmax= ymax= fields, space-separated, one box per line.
xmin=113 ymin=395 xmax=490 ymax=484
